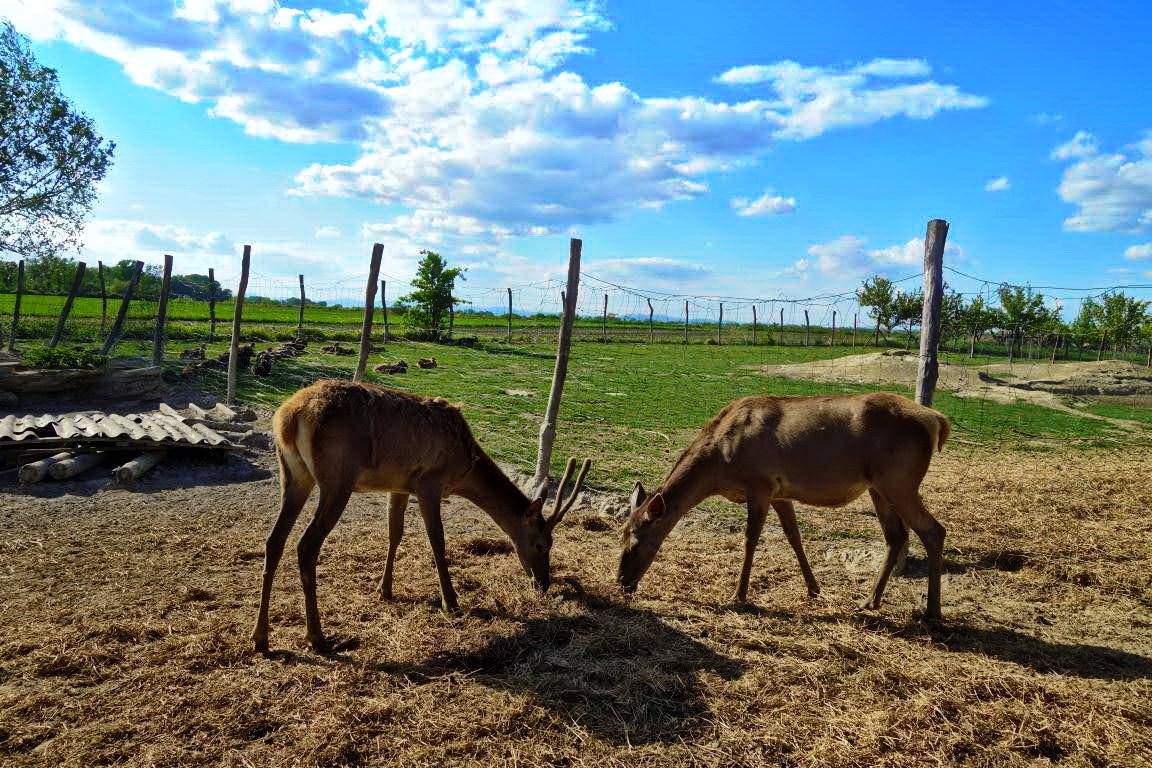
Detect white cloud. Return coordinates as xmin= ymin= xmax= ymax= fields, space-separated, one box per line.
xmin=1052 ymin=130 xmax=1098 ymax=160
xmin=731 ymin=190 xmax=796 ymax=216
xmin=1054 ymin=131 xmax=1152 ymax=233
xmin=984 ymin=176 xmax=1010 ymax=192
xmin=799 ymin=235 xmax=964 ymax=278
xmin=1034 ymin=112 xmax=1064 ymax=125
xmin=1124 ymin=242 xmax=1152 ymax=260
xmin=314 ymin=225 xmax=342 ymax=239
xmin=8 ymin=5 xmax=987 ymax=245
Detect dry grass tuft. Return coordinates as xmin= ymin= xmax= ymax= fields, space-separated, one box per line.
xmin=0 ymin=446 xmax=1150 ymax=767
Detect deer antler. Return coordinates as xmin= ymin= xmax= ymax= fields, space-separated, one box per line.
xmin=547 ymin=457 xmax=591 ymax=530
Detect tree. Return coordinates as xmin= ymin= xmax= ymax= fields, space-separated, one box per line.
xmin=959 ymin=295 xmax=997 ymax=357
xmin=1096 ymin=291 xmax=1150 ymax=354
xmin=0 ymin=22 xmax=115 ymax=259
xmin=398 ymin=250 xmax=466 ymax=335
xmin=938 ymin=287 xmax=965 ymax=349
xmin=856 ymin=276 xmax=896 ymax=345
xmin=892 ymin=288 xmax=923 ymax=350
xmin=996 ymin=285 xmax=1047 ymax=357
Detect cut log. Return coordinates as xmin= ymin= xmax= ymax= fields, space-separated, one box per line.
xmin=48 ymin=452 xmax=105 ymax=480
xmin=19 ymin=452 xmax=73 ymax=484
xmin=114 ymin=451 xmax=168 ymax=484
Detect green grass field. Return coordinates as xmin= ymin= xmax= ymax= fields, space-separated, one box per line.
xmin=107 ymin=338 xmax=1140 ymax=491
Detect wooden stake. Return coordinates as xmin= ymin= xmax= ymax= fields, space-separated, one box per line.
xmin=7 ymin=259 xmax=24 ymax=352
xmin=717 ymin=303 xmax=723 ymax=345
xmin=752 ymin=305 xmax=758 ymax=345
xmin=207 ymin=267 xmax=216 ymax=342
xmin=101 ymin=260 xmax=145 ymax=356
xmin=1097 ymin=331 xmax=1105 ymax=361
xmin=853 ymin=313 xmax=858 ymax=348
xmin=915 ymin=219 xmax=948 ymax=406
xmin=380 ymin=280 xmax=389 ymax=340
xmin=226 ymin=246 xmax=251 ymax=404
xmin=298 ymin=274 xmax=306 ymax=332
xmin=647 ymin=298 xmax=654 ymax=343
xmin=602 ymin=292 xmax=608 ymax=342
xmin=97 ymin=261 xmax=106 ymax=337
xmin=1050 ymin=333 xmax=1061 ymax=365
xmin=354 ymin=243 xmax=384 ymax=382
xmin=151 ymin=254 xmax=174 ymax=366
xmin=683 ymin=300 xmax=689 ymax=344
xmin=831 ymin=310 xmax=837 ymax=347
xmin=779 ymin=307 xmax=785 ymax=346
xmin=803 ymin=309 xmax=810 ymax=347
xmin=533 ymin=238 xmax=582 ymax=487
xmin=49 ymin=261 xmax=86 ymax=347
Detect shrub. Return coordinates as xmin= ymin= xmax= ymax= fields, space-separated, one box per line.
xmin=21 ymin=346 xmax=107 ymax=370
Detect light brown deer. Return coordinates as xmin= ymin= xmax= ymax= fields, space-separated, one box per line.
xmin=252 ymin=379 xmax=590 ymax=652
xmin=617 ymin=392 xmax=950 ymax=621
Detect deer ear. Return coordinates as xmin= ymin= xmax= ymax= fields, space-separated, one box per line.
xmin=527 ymin=497 xmax=545 ymax=519
xmin=630 ymin=482 xmax=646 ymax=512
xmin=644 ymin=493 xmax=666 ymax=521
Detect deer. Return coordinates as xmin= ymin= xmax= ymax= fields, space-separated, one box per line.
xmin=617 ymin=392 xmax=951 ymax=622
xmin=252 ymin=379 xmax=591 ymax=653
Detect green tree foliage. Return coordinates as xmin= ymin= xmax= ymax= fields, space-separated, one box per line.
xmin=958 ymin=295 xmax=998 ymax=355
xmin=1074 ymin=292 xmax=1150 ymax=350
xmin=0 ymin=22 xmax=115 ymax=259
xmin=398 ymin=250 xmax=466 ymax=333
xmin=893 ymin=288 xmax=923 ymax=349
xmin=856 ymin=275 xmax=896 ymax=343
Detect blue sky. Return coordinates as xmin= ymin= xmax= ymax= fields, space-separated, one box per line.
xmin=3 ymin=0 xmax=1151 ymax=310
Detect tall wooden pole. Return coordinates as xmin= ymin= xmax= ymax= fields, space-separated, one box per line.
xmin=151 ymin=254 xmax=174 ymax=366
xmin=533 ymin=238 xmax=582 ymax=487
xmin=101 ymin=261 xmax=145 ymax=356
xmin=226 ymin=247 xmax=251 ymax=404
xmin=752 ymin=305 xmax=758 ymax=345
xmin=507 ymin=287 xmax=513 ymax=342
xmin=803 ymin=309 xmax=810 ymax=347
xmin=717 ymin=303 xmax=723 ymax=345
xmin=49 ymin=261 xmax=86 ymax=348
xmin=207 ymin=267 xmax=216 ymax=342
xmin=1050 ymin=333 xmax=1061 ymax=365
xmin=380 ymin=280 xmax=389 ymax=340
xmin=1097 ymin=332 xmax=1106 ymax=361
xmin=97 ymin=261 xmax=107 ymax=337
xmin=354 ymin=243 xmax=384 ymax=382
xmin=7 ymin=260 xmax=24 ymax=352
xmin=647 ymin=298 xmax=654 ymax=342
xmin=602 ymin=292 xmax=608 ymax=342
xmin=831 ymin=310 xmax=837 ymax=347
xmin=853 ymin=313 xmax=858 ymax=348
xmin=915 ymin=219 xmax=948 ymax=406
xmin=683 ymin=300 xmax=689 ymax=344
xmin=779 ymin=307 xmax=785 ymax=346
xmin=298 ymin=274 xmax=306 ymax=332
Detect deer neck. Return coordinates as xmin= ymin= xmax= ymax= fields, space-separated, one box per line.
xmin=658 ymin=449 xmax=719 ymax=522
xmin=454 ymin=449 xmax=530 ymax=536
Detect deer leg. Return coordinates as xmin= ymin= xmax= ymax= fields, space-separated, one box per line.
xmin=858 ymin=489 xmax=909 ymax=611
xmin=416 ymin=488 xmax=458 ymax=612
xmin=886 ymin=490 xmax=946 ymax=623
xmin=377 ymin=492 xmax=409 ymax=600
xmin=731 ymin=498 xmax=768 ymax=603
xmin=772 ymin=500 xmax=820 ymax=597
xmin=297 ymin=483 xmax=353 ymax=652
xmin=252 ymin=454 xmax=314 ymax=653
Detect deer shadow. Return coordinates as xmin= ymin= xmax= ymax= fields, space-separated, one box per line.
xmin=334 ymin=597 xmax=744 ymax=746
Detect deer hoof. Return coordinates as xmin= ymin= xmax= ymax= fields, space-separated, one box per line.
xmin=252 ymin=635 xmax=269 ymax=654
xmin=856 ymin=597 xmax=880 ymax=612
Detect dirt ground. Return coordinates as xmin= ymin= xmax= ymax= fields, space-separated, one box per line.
xmin=754 ymin=354 xmax=1152 ymax=415
xmin=1 ymin=433 xmax=1150 ymax=767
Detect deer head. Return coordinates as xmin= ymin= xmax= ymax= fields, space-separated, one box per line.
xmin=616 ymin=481 xmax=672 ymax=592
xmin=514 ymin=457 xmax=591 ymax=593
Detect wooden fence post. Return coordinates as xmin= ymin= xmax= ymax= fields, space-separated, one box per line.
xmin=7 ymin=260 xmax=24 ymax=352
xmin=448 ymin=303 xmax=454 ymax=340
xmin=646 ymin=298 xmax=654 ymax=342
xmin=1097 ymin=332 xmax=1106 ymax=361
xmin=915 ymin=219 xmax=948 ymax=406
xmin=853 ymin=313 xmax=858 ymax=348
xmin=226 ymin=247 xmax=251 ymax=404
xmin=97 ymin=261 xmax=107 ymax=336
xmin=354 ymin=243 xmax=384 ymax=382
xmin=752 ymin=305 xmax=758 ymax=345
xmin=101 ymin=260 xmax=144 ymax=356
xmin=1050 ymin=334 xmax=1061 ymax=365
xmin=507 ymin=287 xmax=513 ymax=342
xmin=717 ymin=303 xmax=723 ymax=345
xmin=683 ymin=300 xmax=689 ymax=344
xmin=380 ymin=280 xmax=389 ymax=340
xmin=49 ymin=261 xmax=86 ymax=348
xmin=831 ymin=310 xmax=837 ymax=347
xmin=297 ymin=274 xmax=306 ymax=333
xmin=151 ymin=254 xmax=174 ymax=366
xmin=779 ymin=307 xmax=785 ymax=346
xmin=533 ymin=238 xmax=582 ymax=487
xmin=207 ymin=267 xmax=216 ymax=342
xmin=602 ymin=292 xmax=608 ymax=342
xmin=803 ymin=309 xmax=810 ymax=347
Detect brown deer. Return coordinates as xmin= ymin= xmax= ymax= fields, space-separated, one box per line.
xmin=617 ymin=392 xmax=950 ymax=622
xmin=252 ymin=379 xmax=590 ymax=652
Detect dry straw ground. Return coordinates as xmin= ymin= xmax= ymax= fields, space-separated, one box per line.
xmin=1 ymin=438 xmax=1150 ymax=767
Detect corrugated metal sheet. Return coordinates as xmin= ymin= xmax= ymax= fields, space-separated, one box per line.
xmin=0 ymin=410 xmax=235 ymax=448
